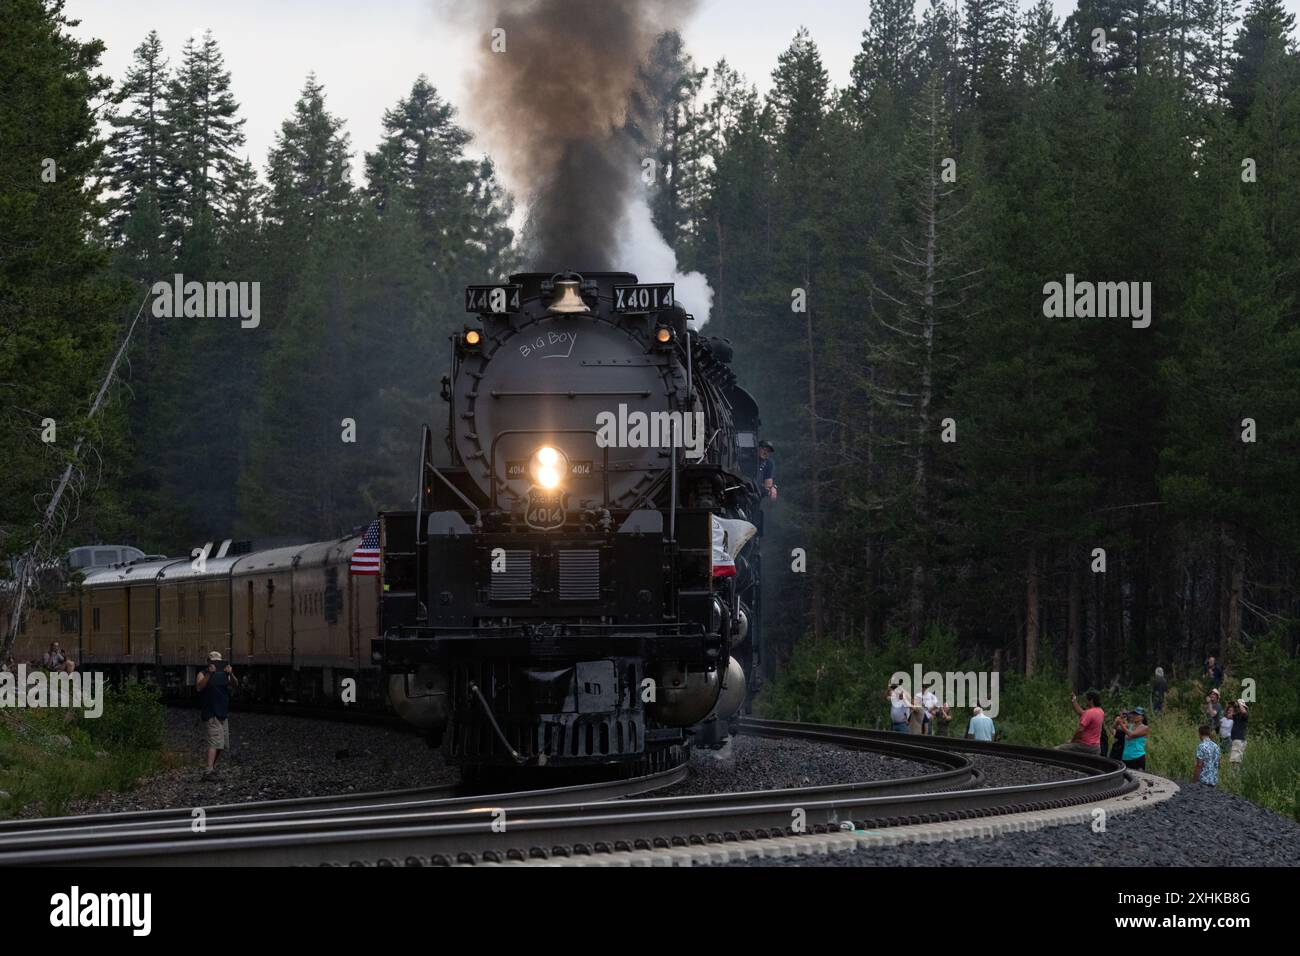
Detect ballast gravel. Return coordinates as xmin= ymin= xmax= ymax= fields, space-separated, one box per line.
xmin=42 ymin=707 xmax=454 ymax=817
xmin=657 ymin=734 xmax=928 ymax=797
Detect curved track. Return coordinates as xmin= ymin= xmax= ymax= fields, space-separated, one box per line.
xmin=0 ymin=718 xmax=1137 ymax=866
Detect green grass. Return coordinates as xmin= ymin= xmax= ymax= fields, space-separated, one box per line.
xmin=0 ymin=680 xmax=168 ymax=818
xmin=756 ymin=633 xmax=1300 ymax=821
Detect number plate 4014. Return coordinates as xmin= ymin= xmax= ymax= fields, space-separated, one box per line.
xmin=525 ymin=490 xmax=566 ymax=531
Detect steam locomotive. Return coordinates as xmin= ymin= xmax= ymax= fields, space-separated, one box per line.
xmin=2 ymin=271 xmax=766 ymax=777
xmin=376 ymin=271 xmax=766 ymax=772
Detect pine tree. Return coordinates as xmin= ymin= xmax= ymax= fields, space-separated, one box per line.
xmin=768 ymin=27 xmax=830 ymax=161
xmin=948 ymin=95 xmax=1099 ymax=680
xmin=849 ymin=0 xmax=920 ymax=114
xmin=1189 ymin=0 xmax=1241 ymax=101
xmin=239 ymin=76 xmax=357 ymax=536
xmin=0 ymin=0 xmax=131 ymax=569
xmin=644 ymin=34 xmax=709 ymax=260
xmin=918 ymin=0 xmax=961 ymax=113
xmin=960 ymin=0 xmax=1016 ymax=112
xmin=694 ymin=61 xmax=771 ymax=337
xmin=867 ymin=71 xmax=982 ymax=643
xmin=264 ymin=74 xmax=354 ymax=242
xmin=1017 ymin=0 xmax=1064 ymax=91
xmin=765 ymin=29 xmax=833 ymax=637
xmin=163 ymin=29 xmax=246 ymax=267
xmin=1159 ymin=190 xmax=1300 ymax=661
xmin=365 ymin=76 xmax=512 ymax=283
xmin=1227 ymin=0 xmax=1297 ymax=119
xmin=102 ymin=29 xmax=171 ymax=273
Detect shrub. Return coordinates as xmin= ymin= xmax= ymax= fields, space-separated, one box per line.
xmin=0 ymin=677 xmax=166 ymax=818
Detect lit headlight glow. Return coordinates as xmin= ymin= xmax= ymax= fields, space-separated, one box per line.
xmin=530 ymin=445 xmax=567 ymax=489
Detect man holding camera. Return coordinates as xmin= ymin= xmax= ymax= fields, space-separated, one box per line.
xmin=197 ymin=650 xmax=237 ymax=778
xmin=886 ymin=681 xmax=911 ymax=733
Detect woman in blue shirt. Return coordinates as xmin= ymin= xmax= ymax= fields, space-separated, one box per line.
xmin=1120 ymin=707 xmax=1149 ymax=771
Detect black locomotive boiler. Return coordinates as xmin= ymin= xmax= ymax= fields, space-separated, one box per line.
xmin=372 ymin=271 xmax=767 ymax=773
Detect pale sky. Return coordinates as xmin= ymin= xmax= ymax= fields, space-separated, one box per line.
xmin=66 ymin=0 xmax=1300 ymax=185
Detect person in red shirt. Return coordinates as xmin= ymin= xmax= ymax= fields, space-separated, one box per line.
xmin=1057 ymin=690 xmax=1105 ymax=754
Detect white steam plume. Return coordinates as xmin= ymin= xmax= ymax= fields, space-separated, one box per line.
xmin=616 ymin=196 xmax=712 ymax=328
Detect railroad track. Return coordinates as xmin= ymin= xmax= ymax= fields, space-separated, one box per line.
xmin=0 ymin=718 xmax=1137 ymax=866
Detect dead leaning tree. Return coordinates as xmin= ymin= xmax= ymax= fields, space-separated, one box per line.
xmin=2 ymin=292 xmax=149 ymax=661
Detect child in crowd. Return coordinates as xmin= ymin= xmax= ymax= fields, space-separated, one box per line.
xmin=1194 ymin=724 xmax=1220 ymax=787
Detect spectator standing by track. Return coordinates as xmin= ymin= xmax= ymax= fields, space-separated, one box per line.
xmin=197 ymin=651 xmax=238 ymax=778
xmin=1205 ymin=690 xmax=1223 ymax=734
xmin=1204 ymin=655 xmax=1224 ymax=689
xmin=907 ymin=694 xmax=926 ymax=734
xmin=886 ymin=682 xmax=910 ymax=733
xmin=965 ymin=705 xmax=996 ymax=742
xmin=1058 ymin=691 xmax=1104 ymax=754
xmin=1152 ymin=667 xmax=1168 ymax=714
xmin=1120 ymin=708 xmax=1149 ymax=771
xmin=1194 ymin=725 xmax=1220 ymax=787
xmin=1108 ymin=712 xmax=1127 ymax=761
xmin=1218 ymin=704 xmax=1235 ymax=754
xmin=1229 ymin=700 xmax=1248 ymax=766
xmin=935 ymin=702 xmax=952 ymax=736
xmin=921 ymin=686 xmax=939 ymax=734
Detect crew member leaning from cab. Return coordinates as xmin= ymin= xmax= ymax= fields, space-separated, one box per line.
xmin=755 ymin=439 xmax=777 ymax=535
xmin=758 ymin=440 xmax=777 ymax=501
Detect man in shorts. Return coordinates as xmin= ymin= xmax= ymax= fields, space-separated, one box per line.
xmin=1229 ymin=700 xmax=1248 ymax=766
xmin=196 ymin=650 xmax=237 ymax=778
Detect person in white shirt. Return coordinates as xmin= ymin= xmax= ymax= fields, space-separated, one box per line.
xmin=966 ymin=706 xmax=996 ymax=742
xmin=921 ymin=687 xmax=940 ymax=734
xmin=1219 ymin=703 xmax=1235 ymax=753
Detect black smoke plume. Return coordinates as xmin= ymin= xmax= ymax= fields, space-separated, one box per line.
xmin=458 ymin=0 xmax=698 ymax=270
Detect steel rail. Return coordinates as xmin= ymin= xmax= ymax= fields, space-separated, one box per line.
xmin=0 ymin=740 xmax=968 ymax=863
xmin=735 ymin=716 xmax=1123 ymax=774
xmin=0 ymin=762 xmax=689 ymax=848
xmin=0 ymin=721 xmax=1132 ymax=866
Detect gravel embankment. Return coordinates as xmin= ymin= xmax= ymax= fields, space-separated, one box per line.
xmin=53 ymin=707 xmax=455 ymax=816
xmin=724 ymin=769 xmax=1300 ymax=867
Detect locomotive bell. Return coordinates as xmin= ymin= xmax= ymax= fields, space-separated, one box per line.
xmin=547 ymin=278 xmax=590 ymax=314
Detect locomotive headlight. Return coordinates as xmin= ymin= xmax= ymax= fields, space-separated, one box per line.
xmin=464 ymin=329 xmax=481 ymax=346
xmin=531 ymin=445 xmax=568 ymax=490
xmin=654 ymin=325 xmax=674 ymax=345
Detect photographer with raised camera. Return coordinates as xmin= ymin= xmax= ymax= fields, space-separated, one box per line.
xmin=1058 ymin=690 xmax=1105 ymax=754
xmin=1119 ymin=707 xmax=1149 ymax=770
xmin=197 ymin=650 xmax=238 ymax=779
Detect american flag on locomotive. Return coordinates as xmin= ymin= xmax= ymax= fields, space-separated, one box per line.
xmin=350 ymin=519 xmax=381 ymax=575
